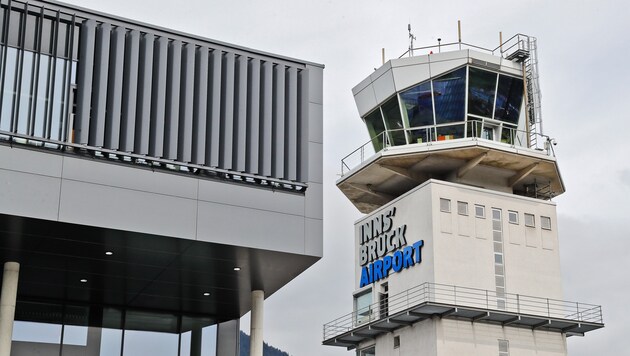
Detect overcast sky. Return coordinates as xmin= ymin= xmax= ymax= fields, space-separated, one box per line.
xmin=61 ymin=0 xmax=630 ymax=355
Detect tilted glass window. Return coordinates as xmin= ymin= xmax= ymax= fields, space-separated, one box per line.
xmin=354 ymin=290 xmax=372 ymax=325
xmin=495 ymin=75 xmax=524 ymax=125
xmin=400 ymin=81 xmax=434 ymax=128
xmin=541 ymin=216 xmax=552 ymax=230
xmin=363 ymin=109 xmax=386 ymax=151
xmin=381 ymin=95 xmax=407 ymax=146
xmin=524 ymin=213 xmax=535 ymax=227
xmin=468 ymin=67 xmax=498 ymax=118
xmin=433 ymin=67 xmax=466 ymax=124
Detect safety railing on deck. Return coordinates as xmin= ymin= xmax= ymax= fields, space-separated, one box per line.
xmin=341 ymin=122 xmax=553 ymax=176
xmin=323 ymin=282 xmax=603 ymax=341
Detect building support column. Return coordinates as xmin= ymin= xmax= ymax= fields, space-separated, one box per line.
xmin=249 ymin=290 xmax=264 ymax=356
xmin=0 ymin=262 xmax=19 ymax=356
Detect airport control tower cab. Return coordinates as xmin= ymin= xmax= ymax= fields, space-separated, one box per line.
xmin=324 ymin=34 xmax=603 ymax=356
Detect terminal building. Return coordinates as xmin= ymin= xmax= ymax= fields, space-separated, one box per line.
xmin=0 ymin=0 xmax=323 ymax=355
xmin=323 ymin=34 xmax=603 ymax=355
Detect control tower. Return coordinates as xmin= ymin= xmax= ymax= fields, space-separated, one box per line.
xmin=323 ymin=34 xmax=603 ymax=356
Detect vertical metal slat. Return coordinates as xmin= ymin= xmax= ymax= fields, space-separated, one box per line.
xmin=120 ymin=29 xmax=140 ymax=152
xmin=163 ymin=39 xmax=181 ymax=159
xmin=219 ymin=51 xmax=234 ymax=169
xmin=272 ymin=63 xmax=285 ymax=179
xmin=297 ymin=68 xmax=310 ymax=182
xmin=74 ymin=18 xmax=96 ymax=144
xmin=206 ymin=49 xmax=221 ymax=167
xmin=149 ymin=36 xmax=167 ymax=157
xmin=134 ymin=32 xmax=154 ymax=155
xmin=259 ymin=60 xmax=273 ymax=177
xmin=285 ymin=66 xmax=298 ymax=181
xmin=177 ymin=42 xmax=194 ymax=162
xmin=88 ymin=22 xmax=111 ymax=147
xmin=246 ymin=58 xmax=260 ymax=174
xmin=191 ymin=46 xmax=208 ymax=164
xmin=104 ymin=25 xmax=125 ymax=149
xmin=233 ymin=54 xmax=247 ymax=171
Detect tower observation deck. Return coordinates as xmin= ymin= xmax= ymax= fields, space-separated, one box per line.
xmin=324 ymin=34 xmax=603 ymax=356
xmin=338 ymin=34 xmax=559 ymax=214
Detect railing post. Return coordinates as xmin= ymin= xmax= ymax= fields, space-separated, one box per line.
xmin=486 ymin=290 xmax=489 ymax=309
xmin=547 ymin=298 xmax=550 ymax=318
xmin=453 ymin=285 xmax=457 ymax=305
xmin=516 ymin=294 xmax=520 ymax=314
xmin=576 ymin=302 xmax=580 ymax=321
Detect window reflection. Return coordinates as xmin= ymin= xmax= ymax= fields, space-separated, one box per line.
xmin=363 ymin=109 xmax=385 ymax=151
xmin=436 ymin=124 xmax=465 ymax=140
xmin=495 ymin=75 xmax=523 ymax=124
xmin=468 ymin=67 xmax=497 ymax=118
xmin=400 ymin=81 xmax=434 ymax=128
xmin=433 ymin=67 xmax=466 ymax=124
xmin=0 ymin=45 xmax=74 ymax=141
xmin=381 ymin=96 xmax=406 ymax=146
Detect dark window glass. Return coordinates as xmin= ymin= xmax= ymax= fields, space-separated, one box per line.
xmin=24 ymin=10 xmax=38 ymax=51
xmin=381 ymin=95 xmax=406 ymax=146
xmin=466 ymin=118 xmax=482 ymax=138
xmin=400 ymin=81 xmax=433 ymax=128
xmin=33 ymin=55 xmax=50 ymax=137
xmin=16 ymin=51 xmax=35 ymax=135
xmin=8 ymin=9 xmax=23 ymax=47
xmin=1 ymin=46 xmax=18 ymax=132
xmin=364 ymin=109 xmax=385 ymax=151
xmin=433 ymin=67 xmax=465 ymax=124
xmin=501 ymin=123 xmax=517 ymax=144
xmin=468 ymin=67 xmax=497 ymax=118
xmin=436 ymin=124 xmax=464 ymax=140
xmin=495 ymin=74 xmax=524 ymax=124
xmin=40 ymin=16 xmax=54 ymax=55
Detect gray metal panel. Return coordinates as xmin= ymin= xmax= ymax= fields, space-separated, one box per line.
xmin=177 ymin=43 xmax=195 ymax=163
xmin=246 ymin=58 xmax=260 ymax=174
xmin=297 ymin=68 xmax=309 ymax=182
xmin=134 ymin=33 xmax=155 ymax=155
xmin=149 ymin=36 xmax=168 ymax=157
xmin=120 ymin=29 xmax=140 ymax=152
xmin=207 ymin=50 xmax=222 ymax=167
xmin=88 ymin=23 xmax=111 ymax=147
xmin=233 ymin=55 xmax=248 ymax=171
xmin=259 ymin=61 xmax=273 ymax=177
xmin=220 ymin=52 xmax=235 ymax=169
xmin=134 ymin=32 xmax=155 ymax=155
xmin=191 ymin=47 xmax=208 ymax=164
xmin=285 ymin=66 xmax=298 ymax=181
xmin=216 ymin=319 xmax=240 ymax=356
xmin=104 ymin=26 xmax=125 ymax=150
xmin=75 ymin=19 xmax=96 ymax=144
xmin=272 ymin=64 xmax=285 ymax=179
xmin=164 ymin=40 xmax=182 ymax=159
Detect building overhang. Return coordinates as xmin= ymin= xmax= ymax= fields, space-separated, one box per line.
xmin=0 ymin=212 xmax=319 ymax=331
xmin=337 ymin=138 xmax=565 ymax=213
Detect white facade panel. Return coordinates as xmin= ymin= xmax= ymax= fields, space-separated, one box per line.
xmin=197 ymin=179 xmax=304 ymax=216
xmin=61 ymin=157 xmax=198 ymax=199
xmin=392 ymin=62 xmax=431 ymax=92
xmin=304 ymin=182 xmax=323 ymax=220
xmin=305 ymin=217 xmax=323 ymax=257
xmin=371 ymin=69 xmax=396 ymax=104
xmin=0 ymin=169 xmax=61 ymax=221
xmin=353 ymin=85 xmax=378 ymax=117
xmin=196 ymin=201 xmax=304 ymax=254
xmin=58 ymin=179 xmax=198 ymax=239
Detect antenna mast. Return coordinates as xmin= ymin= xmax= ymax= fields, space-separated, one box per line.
xmin=408 ymin=24 xmax=416 ymax=57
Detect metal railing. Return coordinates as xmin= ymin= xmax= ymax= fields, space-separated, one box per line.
xmin=397 ymin=33 xmax=532 ymax=61
xmin=323 ymin=282 xmax=603 ymax=341
xmin=0 ymin=130 xmax=307 ymax=192
xmin=341 ymin=122 xmax=553 ymax=176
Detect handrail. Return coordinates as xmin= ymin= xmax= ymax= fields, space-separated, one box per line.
xmin=340 ymin=121 xmax=554 ymax=176
xmin=323 ymin=282 xmax=603 ymax=341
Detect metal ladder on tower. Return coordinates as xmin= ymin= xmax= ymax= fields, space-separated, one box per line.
xmin=525 ymin=37 xmax=543 ymax=149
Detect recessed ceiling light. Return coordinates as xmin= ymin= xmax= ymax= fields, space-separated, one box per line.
xmin=80 ymin=279 xmax=88 ymax=283
xmin=105 ymin=251 xmax=113 ymax=256
xmin=233 ymin=267 xmax=241 ymax=271
xmin=203 ymin=292 xmax=210 ymax=296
